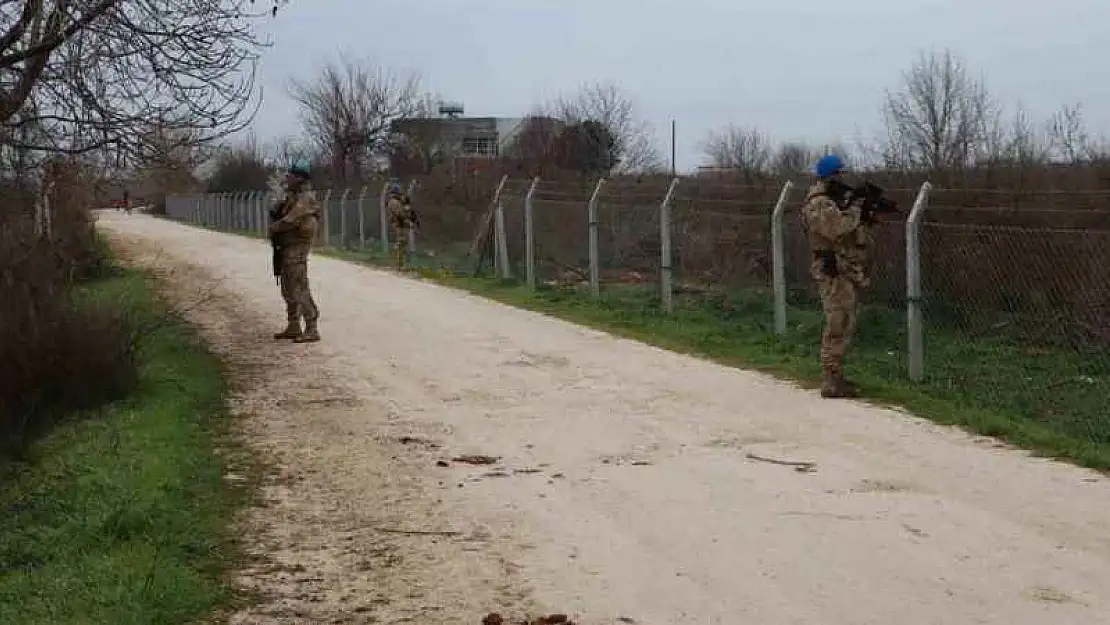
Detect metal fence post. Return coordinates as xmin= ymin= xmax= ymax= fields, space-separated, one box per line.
xmin=379 ymin=182 xmax=390 ymax=254
xmin=659 ymin=177 xmax=680 ymax=313
xmin=493 ymin=175 xmax=511 ymax=279
xmin=906 ymin=181 xmax=933 ymax=382
xmin=524 ymin=176 xmax=540 ymax=290
xmin=771 ymin=180 xmax=796 ymax=335
xmin=320 ymin=189 xmax=332 ymax=246
xmin=587 ymin=178 xmax=606 ymax=298
xmin=339 ymin=188 xmax=350 ymax=248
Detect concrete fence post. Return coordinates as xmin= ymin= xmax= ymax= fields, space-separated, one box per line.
xmin=357 ymin=186 xmax=368 ymax=248
xmin=587 ymin=178 xmax=606 ymax=298
xmin=659 ymin=177 xmax=680 ymax=313
xmin=906 ymin=181 xmax=933 ymax=382
xmin=524 ymin=177 xmax=540 ymax=290
xmin=771 ymin=180 xmax=796 ymax=335
xmin=493 ymin=175 xmax=511 ymax=279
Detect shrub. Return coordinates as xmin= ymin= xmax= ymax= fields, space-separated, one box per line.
xmin=0 ymin=164 xmax=140 ymax=459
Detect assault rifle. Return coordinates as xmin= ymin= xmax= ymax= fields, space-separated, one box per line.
xmin=827 ymin=180 xmax=900 ymax=222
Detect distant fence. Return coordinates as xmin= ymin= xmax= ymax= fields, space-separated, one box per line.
xmin=165 ymin=175 xmax=1110 ymax=388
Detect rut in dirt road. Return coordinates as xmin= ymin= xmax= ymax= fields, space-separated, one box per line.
xmin=100 ymin=212 xmax=1110 ymax=625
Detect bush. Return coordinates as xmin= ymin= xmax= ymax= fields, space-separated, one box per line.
xmin=0 ymin=164 xmax=139 ymax=459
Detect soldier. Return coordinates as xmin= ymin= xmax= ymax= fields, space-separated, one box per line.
xmin=801 ymin=154 xmax=877 ymax=398
xmin=269 ymin=160 xmax=321 ymax=343
xmin=387 ymin=183 xmax=419 ymax=269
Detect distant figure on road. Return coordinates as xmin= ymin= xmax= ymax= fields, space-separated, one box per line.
xmin=800 ymin=154 xmax=877 ymax=398
xmin=268 ymin=160 xmax=322 ymax=343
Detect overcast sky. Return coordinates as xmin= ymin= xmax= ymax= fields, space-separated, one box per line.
xmin=249 ymin=0 xmax=1110 ymax=173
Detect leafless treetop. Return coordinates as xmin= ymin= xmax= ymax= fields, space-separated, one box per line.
xmin=545 ymin=81 xmax=663 ymax=174
xmin=881 ymin=49 xmax=995 ymax=170
xmin=0 ymin=0 xmax=272 ymax=162
xmin=287 ymin=54 xmax=431 ymax=183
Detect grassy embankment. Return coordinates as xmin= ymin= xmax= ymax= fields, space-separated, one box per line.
xmin=0 ymin=266 xmax=252 ymax=624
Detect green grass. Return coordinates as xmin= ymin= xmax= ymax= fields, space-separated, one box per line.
xmin=0 ymin=269 xmax=251 ymax=625
xmin=201 ymin=222 xmax=1110 ymax=472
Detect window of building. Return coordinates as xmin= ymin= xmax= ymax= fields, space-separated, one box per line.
xmin=461 ymin=136 xmax=498 ymax=157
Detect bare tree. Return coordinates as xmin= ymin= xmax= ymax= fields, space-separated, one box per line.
xmin=500 ymin=109 xmax=564 ymax=172
xmin=545 ymin=82 xmax=662 ymax=174
xmin=206 ymin=134 xmax=270 ymax=192
xmin=772 ymin=141 xmax=815 ymax=178
xmin=263 ymin=134 xmax=312 ymax=168
xmin=1002 ymin=104 xmax=1050 ymax=167
xmin=288 ymin=54 xmax=431 ymax=185
xmin=881 ymin=49 xmax=996 ymax=170
xmin=1047 ymin=103 xmax=1091 ymax=165
xmin=0 ymin=1 xmax=271 ymax=159
xmin=130 ymin=125 xmax=210 ymax=211
xmin=700 ymin=125 xmax=773 ymax=179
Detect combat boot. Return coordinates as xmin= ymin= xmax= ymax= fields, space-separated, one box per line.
xmin=273 ymin=319 xmax=301 ymax=340
xmin=294 ymin=320 xmax=320 ymax=343
xmin=820 ymin=372 xmax=858 ymax=399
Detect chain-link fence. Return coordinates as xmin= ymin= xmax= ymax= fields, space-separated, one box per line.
xmin=165 ymin=176 xmax=1110 ymax=441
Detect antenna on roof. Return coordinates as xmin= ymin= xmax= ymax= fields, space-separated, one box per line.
xmin=438 ymin=101 xmax=464 ymax=118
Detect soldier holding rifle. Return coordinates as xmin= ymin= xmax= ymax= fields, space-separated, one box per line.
xmin=801 ymin=154 xmax=898 ymax=398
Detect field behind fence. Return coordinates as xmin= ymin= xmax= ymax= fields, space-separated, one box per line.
xmin=164 ymin=173 xmax=1110 ymax=454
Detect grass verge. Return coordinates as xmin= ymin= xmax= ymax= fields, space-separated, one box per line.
xmin=0 ymin=267 xmax=251 ymax=624
xmin=206 ymin=223 xmax=1110 ymax=472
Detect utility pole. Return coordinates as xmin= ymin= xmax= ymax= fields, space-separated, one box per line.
xmin=670 ymin=119 xmax=677 ymax=176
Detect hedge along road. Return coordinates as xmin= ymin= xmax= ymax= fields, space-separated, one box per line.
xmin=98 ymin=211 xmax=1110 ymax=625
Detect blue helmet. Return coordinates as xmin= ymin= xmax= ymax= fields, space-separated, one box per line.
xmin=288 ymin=159 xmax=311 ymax=178
xmin=388 ymin=181 xmax=403 ymax=195
xmin=814 ymin=154 xmax=846 ymax=179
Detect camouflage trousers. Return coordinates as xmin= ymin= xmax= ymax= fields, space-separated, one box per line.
xmin=817 ymin=276 xmax=859 ymax=378
xmin=279 ymin=259 xmax=318 ymax=325
xmin=393 ymin=227 xmax=410 ymax=269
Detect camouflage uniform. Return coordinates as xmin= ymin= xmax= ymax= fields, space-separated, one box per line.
xmin=269 ymin=184 xmax=321 ymax=342
xmin=388 ymin=194 xmax=417 ymax=269
xmin=801 ymin=180 xmax=875 ymax=397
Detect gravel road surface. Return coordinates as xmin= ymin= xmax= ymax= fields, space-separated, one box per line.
xmin=100 ymin=211 xmax=1110 ymax=625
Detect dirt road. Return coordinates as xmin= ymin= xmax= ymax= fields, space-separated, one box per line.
xmin=99 ymin=212 xmax=1110 ymax=625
